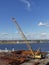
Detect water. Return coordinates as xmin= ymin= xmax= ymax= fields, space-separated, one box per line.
xmin=0 ymin=43 xmax=49 ymax=52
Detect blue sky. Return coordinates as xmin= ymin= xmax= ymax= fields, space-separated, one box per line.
xmin=0 ymin=0 xmax=49 ymax=40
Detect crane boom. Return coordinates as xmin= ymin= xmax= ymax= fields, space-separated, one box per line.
xmin=12 ymin=18 xmax=35 ymax=57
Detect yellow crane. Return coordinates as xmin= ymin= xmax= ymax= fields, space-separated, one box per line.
xmin=12 ymin=18 xmax=43 ymax=59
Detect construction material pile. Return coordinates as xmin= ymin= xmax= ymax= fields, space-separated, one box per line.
xmin=0 ymin=50 xmax=48 ymax=65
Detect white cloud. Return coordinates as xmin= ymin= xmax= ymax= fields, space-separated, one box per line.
xmin=38 ymin=22 xmax=45 ymax=26
xmin=46 ymin=22 xmax=49 ymax=27
xmin=41 ymin=32 xmax=47 ymax=36
xmin=0 ymin=32 xmax=23 ymax=40
xmin=0 ymin=32 xmax=49 ymax=40
xmin=1 ymin=33 xmax=8 ymax=35
xmin=40 ymin=32 xmax=47 ymax=39
xmin=21 ymin=0 xmax=31 ymax=10
xmin=38 ymin=22 xmax=49 ymax=27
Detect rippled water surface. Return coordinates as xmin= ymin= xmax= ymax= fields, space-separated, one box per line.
xmin=0 ymin=43 xmax=49 ymax=52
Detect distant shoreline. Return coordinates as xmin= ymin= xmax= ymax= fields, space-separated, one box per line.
xmin=0 ymin=40 xmax=49 ymax=44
